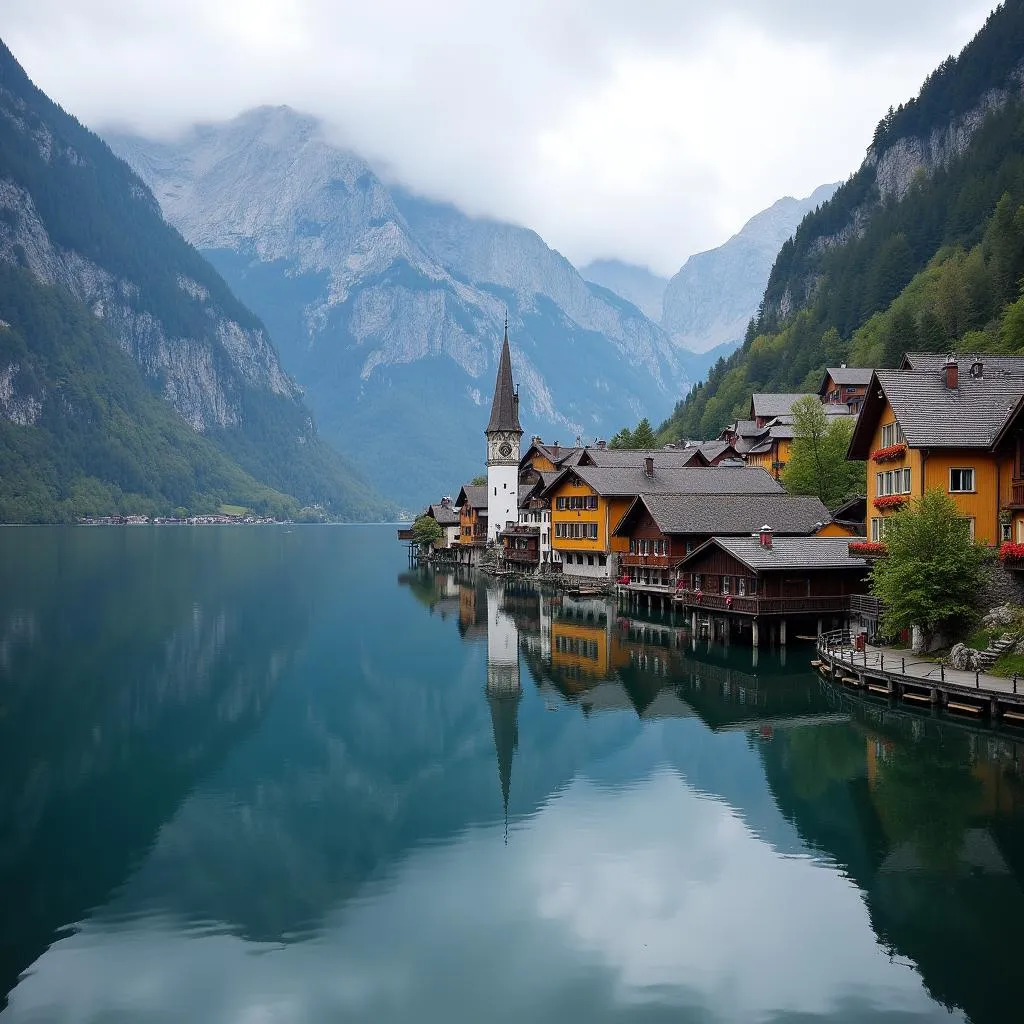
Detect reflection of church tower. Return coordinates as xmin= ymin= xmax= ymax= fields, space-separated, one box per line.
xmin=485 ymin=321 xmax=523 ymax=544
xmin=486 ymin=587 xmax=521 ymax=839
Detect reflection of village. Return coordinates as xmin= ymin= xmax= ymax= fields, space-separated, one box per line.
xmin=402 ymin=564 xmax=1024 ymax=1024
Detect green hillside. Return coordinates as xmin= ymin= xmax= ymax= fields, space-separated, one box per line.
xmin=0 ymin=39 xmax=388 ymax=521
xmin=659 ymin=0 xmax=1024 ymax=441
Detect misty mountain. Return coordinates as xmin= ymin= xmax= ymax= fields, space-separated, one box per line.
xmin=109 ymin=107 xmax=695 ymax=506
xmin=661 ymin=183 xmax=840 ymax=354
xmin=578 ymin=259 xmax=668 ymax=322
xmin=0 ymin=41 xmax=384 ymax=522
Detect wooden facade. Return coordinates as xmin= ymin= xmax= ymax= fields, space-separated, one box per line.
xmin=501 ymin=524 xmax=541 ymax=566
xmin=547 ymin=472 xmax=631 ymax=569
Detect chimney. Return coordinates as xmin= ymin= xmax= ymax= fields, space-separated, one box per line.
xmin=759 ymin=525 xmax=773 ymax=549
xmin=944 ymin=354 xmax=958 ymax=390
xmin=596 ymin=439 xmax=606 ymax=450
xmin=970 ymin=357 xmax=984 ymax=379
xmin=441 ymin=495 xmax=451 ymax=507
xmin=644 ymin=456 xmax=654 ymax=477
xmin=532 ymin=435 xmax=542 ymax=446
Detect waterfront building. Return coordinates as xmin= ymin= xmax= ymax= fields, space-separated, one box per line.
xmin=848 ymin=354 xmax=1024 ymax=546
xmin=455 ymin=484 xmax=488 ymax=548
xmin=541 ymin=462 xmax=784 ymax=580
xmin=675 ymin=532 xmax=870 ymax=646
xmin=612 ymin=492 xmax=834 ymax=588
xmin=485 ymin=326 xmax=524 ymax=544
xmin=424 ymin=498 xmax=461 ymax=548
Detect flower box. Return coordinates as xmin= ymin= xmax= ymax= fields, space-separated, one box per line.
xmin=873 ymin=495 xmax=907 ymax=511
xmin=871 ymin=443 xmax=907 ymax=463
xmin=998 ymin=541 xmax=1024 ymax=562
xmin=849 ymin=541 xmax=888 ymax=557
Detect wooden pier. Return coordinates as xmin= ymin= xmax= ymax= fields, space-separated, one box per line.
xmin=815 ymin=629 xmax=1024 ymax=729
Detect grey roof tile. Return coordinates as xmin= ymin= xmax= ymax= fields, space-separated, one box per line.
xmin=617 ymin=492 xmax=832 ymax=536
xmin=545 ymin=464 xmax=784 ymax=498
xmin=682 ymin=535 xmax=868 ymax=571
xmin=822 ymin=367 xmax=874 ymax=389
xmin=750 ymin=394 xmax=814 ymax=419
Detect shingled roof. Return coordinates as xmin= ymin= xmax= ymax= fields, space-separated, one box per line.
xmin=613 ymin=492 xmax=832 ymax=537
xmin=749 ymin=394 xmax=814 ymax=420
xmin=455 ymin=484 xmax=488 ymax=511
xmin=427 ymin=503 xmax=460 ymax=526
xmin=680 ymin=535 xmax=869 ymax=572
xmin=576 ymin=447 xmax=707 ymax=468
xmin=485 ymin=326 xmax=523 ymax=434
xmin=541 ymin=464 xmax=784 ymax=499
xmin=820 ymin=367 xmax=874 ymax=392
xmin=848 ymin=358 xmax=1024 ymax=458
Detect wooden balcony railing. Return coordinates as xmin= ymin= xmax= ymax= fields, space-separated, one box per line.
xmin=621 ymin=553 xmax=675 ymax=567
xmin=504 ymin=548 xmax=539 ymax=563
xmin=674 ymin=591 xmax=854 ymax=617
xmin=1011 ymin=479 xmax=1024 ymax=507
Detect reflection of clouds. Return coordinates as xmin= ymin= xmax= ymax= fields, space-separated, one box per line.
xmin=6 ymin=770 xmax=959 ymax=1023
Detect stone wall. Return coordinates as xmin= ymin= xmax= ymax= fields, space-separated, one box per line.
xmin=976 ymin=561 xmax=1024 ymax=610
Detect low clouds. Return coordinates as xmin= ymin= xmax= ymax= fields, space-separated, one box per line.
xmin=0 ymin=0 xmax=995 ymax=274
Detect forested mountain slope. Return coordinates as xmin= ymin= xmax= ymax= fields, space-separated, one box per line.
xmin=0 ymin=40 xmax=385 ymax=521
xmin=660 ymin=0 xmax=1024 ymax=442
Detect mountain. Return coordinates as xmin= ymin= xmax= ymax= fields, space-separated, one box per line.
xmin=109 ymin=109 xmax=694 ymax=506
xmin=0 ymin=41 xmax=385 ymax=521
xmin=578 ymin=259 xmax=668 ymax=322
xmin=660 ymin=183 xmax=839 ymax=355
xmin=660 ymin=0 xmax=1024 ymax=442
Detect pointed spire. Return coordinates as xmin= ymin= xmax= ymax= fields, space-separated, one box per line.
xmin=485 ymin=321 xmax=523 ymax=435
xmin=488 ymin=690 xmax=519 ymax=841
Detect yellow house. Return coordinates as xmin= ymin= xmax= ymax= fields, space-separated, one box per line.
xmin=746 ymin=432 xmax=793 ymax=480
xmin=541 ymin=460 xmax=785 ymax=579
xmin=848 ymin=355 xmax=1024 ymax=546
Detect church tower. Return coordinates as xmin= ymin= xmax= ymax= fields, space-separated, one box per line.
xmin=485 ymin=321 xmax=523 ymax=544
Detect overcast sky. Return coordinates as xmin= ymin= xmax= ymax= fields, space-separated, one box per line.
xmin=0 ymin=1 xmax=996 ymax=275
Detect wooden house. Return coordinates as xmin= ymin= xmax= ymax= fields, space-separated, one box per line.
xmin=541 ymin=461 xmax=784 ymax=579
xmin=819 ymin=366 xmax=873 ymax=414
xmin=455 ymin=484 xmax=489 ymax=547
xmin=675 ymin=532 xmax=870 ymax=644
xmin=424 ymin=498 xmax=461 ymax=548
xmin=848 ymin=354 xmax=1024 ymax=546
xmin=749 ymin=393 xmax=813 ymax=429
xmin=611 ymin=492 xmax=833 ymax=587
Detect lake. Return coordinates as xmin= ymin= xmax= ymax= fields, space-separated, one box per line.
xmin=1 ymin=524 xmax=1022 ymax=1023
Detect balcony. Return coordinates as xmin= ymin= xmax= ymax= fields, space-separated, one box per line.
xmin=621 ymin=553 xmax=675 ymax=568
xmin=674 ymin=591 xmax=854 ymax=617
xmin=1010 ymin=480 xmax=1024 ymax=507
xmin=504 ymin=548 xmax=540 ymax=564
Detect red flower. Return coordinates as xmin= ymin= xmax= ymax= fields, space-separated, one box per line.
xmin=849 ymin=541 xmax=888 ymax=556
xmin=871 ymin=443 xmax=907 ymax=463
xmin=873 ymin=494 xmax=906 ymax=511
xmin=998 ymin=541 xmax=1024 ymax=562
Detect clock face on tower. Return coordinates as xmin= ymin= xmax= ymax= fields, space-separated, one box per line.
xmin=499 ymin=442 xmax=513 ymax=459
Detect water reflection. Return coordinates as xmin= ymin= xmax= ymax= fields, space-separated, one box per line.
xmin=1 ymin=533 xmax=1023 ymax=1021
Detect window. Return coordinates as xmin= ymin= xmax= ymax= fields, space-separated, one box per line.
xmin=494 ymin=487 xmax=497 ymax=496
xmin=598 ymin=554 xmax=607 ymax=566
xmin=871 ymin=517 xmax=881 ymax=542
xmin=902 ymin=468 xmax=911 ymax=494
xmin=949 ymin=468 xmax=975 ymax=493
xmin=738 ymin=578 xmax=746 ymax=596
xmin=1002 ymin=522 xmax=1012 ymax=542
xmin=881 ymin=422 xmax=904 ymax=448
xmin=722 ymin=576 xmax=731 ymax=594
xmin=587 ymin=555 xmax=594 ymax=566
xmin=748 ymin=578 xmax=757 ymax=595
xmin=876 ymin=472 xmax=883 ymax=496
xmin=693 ymin=574 xmax=702 ymax=591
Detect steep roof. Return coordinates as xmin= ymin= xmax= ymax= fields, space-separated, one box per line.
xmin=427 ymin=503 xmax=460 ymax=526
xmin=485 ymin=327 xmax=523 ymax=434
xmin=455 ymin=484 xmax=488 ymax=510
xmin=680 ymin=535 xmax=869 ymax=572
xmin=696 ymin=440 xmax=733 ymax=462
xmin=749 ymin=393 xmax=814 ymax=419
xmin=613 ymin=492 xmax=831 ymax=537
xmin=542 ymin=464 xmax=784 ymax=499
xmin=820 ymin=367 xmax=874 ymax=392
xmin=900 ymin=352 xmax=1024 ymax=373
xmin=848 ymin=359 xmax=1024 ymax=458
xmin=576 ymin=447 xmax=707 ymax=468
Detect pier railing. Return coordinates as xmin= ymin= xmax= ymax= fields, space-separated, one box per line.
xmin=674 ymin=592 xmax=851 ymax=617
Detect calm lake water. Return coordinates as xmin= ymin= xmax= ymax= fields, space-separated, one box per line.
xmin=1 ymin=524 xmax=1023 ymax=1023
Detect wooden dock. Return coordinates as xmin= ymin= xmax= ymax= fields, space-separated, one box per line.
xmin=815 ymin=629 xmax=1024 ymax=729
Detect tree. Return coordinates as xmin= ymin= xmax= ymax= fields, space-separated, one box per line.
xmin=870 ymin=489 xmax=985 ymax=644
xmin=780 ymin=396 xmax=864 ymax=508
xmin=470 ymin=474 xmax=487 ymax=486
xmin=609 ymin=418 xmax=656 ymax=449
xmin=411 ymin=514 xmax=443 ymax=550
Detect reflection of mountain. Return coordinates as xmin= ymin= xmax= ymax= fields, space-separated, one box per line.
xmin=0 ymin=527 xmax=328 ymax=1005
xmin=760 ymin=703 xmax=1024 ymax=1024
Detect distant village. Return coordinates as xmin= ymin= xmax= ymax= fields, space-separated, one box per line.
xmin=404 ymin=332 xmax=1024 ymax=648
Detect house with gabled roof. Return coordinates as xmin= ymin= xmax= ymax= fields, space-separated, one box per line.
xmin=424 ymin=498 xmax=461 ymax=548
xmin=575 ymin=446 xmax=709 ymax=469
xmin=675 ymin=532 xmax=871 ymax=646
xmin=848 ymin=354 xmax=1024 ymax=546
xmin=819 ymin=366 xmax=873 ymax=414
xmin=610 ymin=491 xmax=835 ymax=588
xmin=455 ymin=483 xmax=489 ymax=548
xmin=540 ymin=460 xmax=783 ymax=579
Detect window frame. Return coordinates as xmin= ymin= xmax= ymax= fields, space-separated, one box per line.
xmin=949 ymin=467 xmax=976 ymax=494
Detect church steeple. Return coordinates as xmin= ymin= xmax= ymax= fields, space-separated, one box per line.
xmin=485 ymin=320 xmax=522 ymax=435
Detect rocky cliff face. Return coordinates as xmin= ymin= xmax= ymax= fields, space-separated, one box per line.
xmin=660 ymin=184 xmax=839 ymax=354
xmin=578 ymin=259 xmax=667 ymax=322
xmin=111 ymin=108 xmax=692 ymax=504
